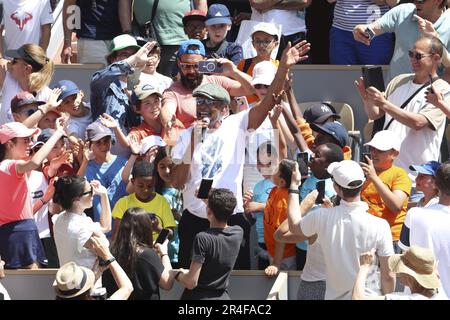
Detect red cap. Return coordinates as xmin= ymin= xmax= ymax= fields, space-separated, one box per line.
xmin=183 ymin=9 xmax=206 ymax=25
xmin=0 ymin=122 xmax=40 ymax=144
xmin=10 ymin=91 xmax=45 ymax=112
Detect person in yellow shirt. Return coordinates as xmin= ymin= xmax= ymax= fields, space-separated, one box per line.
xmin=360 ymin=130 xmax=412 ymax=253
xmin=111 ymin=160 xmax=176 ymax=241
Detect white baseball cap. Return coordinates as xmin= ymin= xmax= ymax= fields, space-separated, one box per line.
xmin=364 ymin=130 xmax=401 ymax=151
xmin=140 ymin=135 xmax=166 ymax=155
xmin=252 ymin=22 xmax=278 ymax=37
xmin=251 ymin=61 xmax=277 ymax=86
xmin=327 ymin=160 xmax=365 ymax=189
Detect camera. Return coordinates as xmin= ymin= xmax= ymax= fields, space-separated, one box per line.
xmin=364 ymin=27 xmax=375 ymax=41
xmin=198 ymin=60 xmax=223 ymax=73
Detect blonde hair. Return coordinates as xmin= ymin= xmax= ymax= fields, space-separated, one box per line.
xmin=24 ymin=44 xmax=54 ymax=92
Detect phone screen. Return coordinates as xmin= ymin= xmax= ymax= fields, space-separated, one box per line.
xmin=296 ymin=152 xmax=309 ymax=177
xmin=235 ymin=96 xmax=249 ymax=111
xmin=197 ymin=178 xmax=213 ymax=199
xmin=362 ymin=152 xmax=372 ymax=164
xmin=315 ymin=180 xmax=326 ymax=204
xmin=155 ymin=228 xmax=170 ymax=244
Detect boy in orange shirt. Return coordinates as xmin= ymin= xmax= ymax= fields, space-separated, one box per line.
xmin=264 ymin=159 xmax=296 ymax=277
xmin=360 ymin=130 xmax=412 ymax=253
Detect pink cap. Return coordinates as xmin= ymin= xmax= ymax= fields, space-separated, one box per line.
xmin=0 ymin=122 xmax=40 ymax=144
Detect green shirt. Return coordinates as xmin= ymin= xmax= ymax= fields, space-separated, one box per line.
xmin=133 ymin=0 xmax=189 ymax=45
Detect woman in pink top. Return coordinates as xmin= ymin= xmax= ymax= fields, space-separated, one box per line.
xmin=0 ymin=120 xmax=65 ymax=269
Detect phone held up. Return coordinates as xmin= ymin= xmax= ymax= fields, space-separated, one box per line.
xmin=235 ymin=96 xmax=249 ymax=112
xmin=296 ymin=152 xmax=309 ymax=177
xmin=155 ymin=228 xmax=170 ymax=245
xmin=197 ymin=178 xmax=213 ymax=199
xmin=315 ymin=180 xmax=326 ymax=205
xmin=362 ymin=152 xmax=372 ymax=164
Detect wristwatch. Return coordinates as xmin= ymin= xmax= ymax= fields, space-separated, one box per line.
xmin=99 ymin=256 xmax=116 ymax=267
xmin=288 ymin=188 xmax=300 ymax=194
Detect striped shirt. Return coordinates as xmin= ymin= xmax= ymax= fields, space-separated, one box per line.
xmin=333 ymin=0 xmax=391 ymax=31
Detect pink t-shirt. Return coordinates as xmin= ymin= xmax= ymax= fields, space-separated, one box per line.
xmin=0 ymin=160 xmax=33 ymax=226
xmin=162 ymin=75 xmax=237 ymax=128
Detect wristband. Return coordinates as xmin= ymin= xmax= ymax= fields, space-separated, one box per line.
xmin=99 ymin=256 xmax=116 ymax=267
xmin=37 ymin=107 xmax=45 ymax=115
xmin=288 ymin=188 xmax=300 ymax=194
xmin=131 ymin=152 xmax=139 ymax=156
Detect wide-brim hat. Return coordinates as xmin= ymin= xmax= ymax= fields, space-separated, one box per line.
xmin=388 ymin=246 xmax=440 ymax=289
xmin=53 ymin=262 xmax=95 ymax=299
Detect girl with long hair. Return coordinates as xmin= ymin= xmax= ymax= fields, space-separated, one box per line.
xmin=106 ymin=207 xmax=175 ymax=300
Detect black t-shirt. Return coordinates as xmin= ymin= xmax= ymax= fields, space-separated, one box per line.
xmin=104 ymin=248 xmax=164 ymax=300
xmin=76 ymin=0 xmax=122 ymax=40
xmin=184 ymin=225 xmax=243 ymax=299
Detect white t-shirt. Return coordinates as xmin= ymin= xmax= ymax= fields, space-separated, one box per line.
xmin=65 ymin=103 xmax=93 ymax=140
xmin=407 ymin=204 xmax=450 ymax=300
xmin=29 ymin=170 xmax=50 ymax=238
xmin=386 ymin=80 xmax=447 ymax=176
xmin=1 ymin=0 xmax=53 ymax=53
xmin=172 ymin=110 xmax=249 ymax=218
xmin=385 ymin=292 xmax=436 ymax=300
xmin=0 ymin=73 xmax=52 ymax=124
xmin=300 ymin=200 xmax=394 ymax=300
xmin=53 ymin=211 xmax=109 ymax=269
xmin=0 ymin=282 xmax=11 ymax=300
xmin=251 ymin=8 xmax=306 ymax=36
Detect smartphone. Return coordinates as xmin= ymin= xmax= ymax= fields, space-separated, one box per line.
xmin=315 ymin=180 xmax=326 ymax=205
xmin=429 ymin=74 xmax=435 ymax=94
xmin=362 ymin=152 xmax=372 ymax=164
xmin=197 ymin=178 xmax=213 ymax=199
xmin=198 ymin=60 xmax=223 ymax=73
xmin=155 ymin=228 xmax=170 ymax=244
xmin=362 ymin=66 xmax=385 ymax=92
xmin=296 ymin=152 xmax=309 ymax=177
xmin=364 ymin=27 xmax=376 ymax=41
xmin=235 ymin=96 xmax=249 ymax=112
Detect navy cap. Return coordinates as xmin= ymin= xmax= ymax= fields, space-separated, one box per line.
xmin=205 ymin=4 xmax=231 ymax=26
xmin=310 ymin=121 xmax=348 ymax=148
xmin=304 ymin=102 xmax=340 ymax=124
xmin=32 ymin=128 xmax=66 ymax=149
xmin=178 ymin=39 xmax=205 ymax=57
xmin=409 ymin=161 xmax=441 ymax=177
xmin=55 ymin=80 xmax=80 ymax=101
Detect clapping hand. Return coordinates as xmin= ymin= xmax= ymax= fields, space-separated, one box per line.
xmin=280 ymin=40 xmax=311 ymax=69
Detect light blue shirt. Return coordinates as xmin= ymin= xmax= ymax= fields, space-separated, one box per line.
xmin=377 ymin=4 xmax=450 ymax=80
xmin=252 ymin=178 xmax=275 ymax=244
xmin=297 ymin=175 xmax=336 ymax=250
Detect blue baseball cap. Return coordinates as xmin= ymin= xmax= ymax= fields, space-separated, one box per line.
xmin=310 ymin=121 xmax=348 ymax=148
xmin=409 ymin=161 xmax=441 ymax=177
xmin=205 ymin=4 xmax=231 ymax=26
xmin=178 ymin=39 xmax=205 ymax=57
xmin=55 ymin=80 xmax=80 ymax=101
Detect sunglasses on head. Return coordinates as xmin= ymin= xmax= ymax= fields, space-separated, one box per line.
xmin=408 ymin=49 xmax=433 ymax=60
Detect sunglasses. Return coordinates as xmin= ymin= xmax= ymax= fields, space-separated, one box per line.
xmin=20 ymin=108 xmax=38 ymax=117
xmin=254 ymin=84 xmax=270 ymax=89
xmin=253 ymin=39 xmax=275 ymax=46
xmin=408 ymin=49 xmax=433 ymax=60
xmin=179 ymin=62 xmax=200 ymax=70
xmin=196 ymin=97 xmax=224 ymax=107
xmin=81 ymin=186 xmax=93 ymax=197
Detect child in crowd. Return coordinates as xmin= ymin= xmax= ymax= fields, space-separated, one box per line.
xmin=54 ymin=80 xmax=92 ymax=143
xmin=238 ymin=22 xmax=279 ymax=104
xmin=243 ymin=142 xmax=276 ymax=270
xmin=111 ymin=160 xmax=176 ymax=243
xmin=409 ymin=161 xmax=441 ymax=208
xmin=139 ymin=43 xmax=173 ymax=93
xmin=182 ymin=9 xmax=207 ymax=40
xmin=360 ymin=130 xmax=412 ymax=253
xmin=78 ymin=121 xmax=128 ymax=228
xmin=153 ymin=147 xmax=183 ymax=269
xmin=264 ymin=159 xmax=297 ymax=276
xmin=202 ymin=4 xmax=243 ymax=65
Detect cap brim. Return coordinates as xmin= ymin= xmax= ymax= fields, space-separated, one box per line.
xmin=59 ymin=89 xmax=80 ymax=101
xmin=205 ymin=17 xmax=231 ymax=26
xmin=136 ymin=91 xmax=162 ymax=101
xmin=183 ymin=15 xmax=206 ymax=24
xmin=251 ymin=77 xmax=272 ymax=86
xmin=90 ymin=133 xmax=112 ymax=142
xmin=364 ymin=141 xmax=392 ymax=151
xmin=314 ymin=113 xmax=340 ymax=124
xmin=409 ymin=165 xmax=434 ymax=176
xmin=311 ymin=123 xmax=343 ymax=147
xmin=31 ymin=141 xmax=45 ymax=149
xmin=111 ymin=45 xmax=141 ymax=53
xmin=18 ymin=127 xmax=40 ymax=139
xmin=5 ymin=49 xmax=23 ymax=59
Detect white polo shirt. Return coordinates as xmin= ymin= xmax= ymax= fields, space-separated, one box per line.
xmin=300 ymin=200 xmax=394 ymax=300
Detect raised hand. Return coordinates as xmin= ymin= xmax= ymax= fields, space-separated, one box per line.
xmin=359 ymin=249 xmax=376 ymax=266
xmin=127 ymin=41 xmax=158 ymax=69
xmin=414 ymin=14 xmax=438 ymax=38
xmin=366 ymin=86 xmax=387 ymax=107
xmin=99 ymin=113 xmax=118 ymax=128
xmin=91 ymin=180 xmax=108 ymax=196
xmin=128 ymin=134 xmax=142 ymax=155
xmin=290 ymin=162 xmax=302 ymax=188
xmin=60 ymin=46 xmax=73 ymax=64
xmin=280 ymin=40 xmax=311 ymax=69
xmin=269 ymin=104 xmax=283 ymax=124
xmin=47 ymin=88 xmax=63 ymax=110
